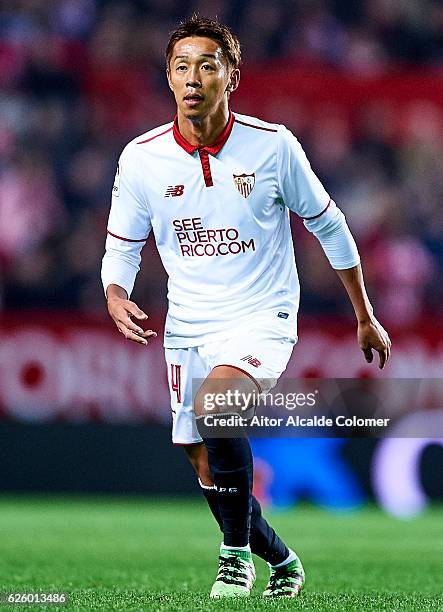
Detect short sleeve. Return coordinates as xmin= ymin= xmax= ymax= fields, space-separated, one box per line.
xmin=276 ymin=126 xmax=330 ymax=219
xmin=107 ymin=144 xmax=152 ymax=241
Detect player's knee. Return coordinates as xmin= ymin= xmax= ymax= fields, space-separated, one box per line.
xmin=194 ymin=376 xmax=257 ymax=419
xmin=194 ymin=382 xmax=226 ymax=418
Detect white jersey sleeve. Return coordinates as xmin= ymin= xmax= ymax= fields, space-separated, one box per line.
xmin=277 ymin=126 xmax=360 ymax=270
xmin=101 ymin=144 xmax=152 ymax=298
xmin=277 ymin=125 xmax=330 ymax=218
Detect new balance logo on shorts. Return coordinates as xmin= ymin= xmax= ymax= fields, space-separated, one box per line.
xmin=240 ymin=355 xmax=261 ymax=368
xmin=164 ymin=184 xmax=185 ymax=197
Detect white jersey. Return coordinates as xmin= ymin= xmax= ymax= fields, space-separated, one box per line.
xmin=102 ymin=111 xmax=360 ymax=348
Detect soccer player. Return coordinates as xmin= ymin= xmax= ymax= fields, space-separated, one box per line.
xmin=101 ymin=15 xmax=391 ymax=598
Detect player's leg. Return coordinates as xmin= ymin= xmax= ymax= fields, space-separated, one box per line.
xmin=198 ymin=313 xmax=305 ymax=597
xmin=187 ymin=438 xmax=304 ymax=598
xmin=184 ymin=442 xmax=293 ymax=565
xmin=194 ymin=366 xmax=254 ymax=548
xmin=184 ymin=443 xmax=221 ymax=525
xmin=167 ymin=345 xmax=251 ymax=533
xmin=166 ymin=347 xmax=255 ymax=597
xmin=194 ymin=366 xmax=257 ymax=597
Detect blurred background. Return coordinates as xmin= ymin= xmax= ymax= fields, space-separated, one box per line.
xmin=0 ymin=0 xmax=442 ymax=517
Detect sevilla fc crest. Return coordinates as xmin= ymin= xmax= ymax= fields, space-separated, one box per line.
xmin=233 ymin=173 xmax=255 ymax=198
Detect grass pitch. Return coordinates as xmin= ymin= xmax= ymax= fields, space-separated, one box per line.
xmin=0 ymin=497 xmax=442 ymax=611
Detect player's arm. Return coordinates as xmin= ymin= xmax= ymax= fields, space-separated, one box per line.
xmin=277 ymin=126 xmax=391 ymax=368
xmin=334 ymin=264 xmax=391 ymax=369
xmin=302 ymin=205 xmax=391 ymax=369
xmin=101 ymin=145 xmax=157 ymax=346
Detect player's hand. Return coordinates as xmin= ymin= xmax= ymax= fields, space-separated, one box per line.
xmin=357 ymin=316 xmax=391 ymax=369
xmin=107 ymin=297 xmax=157 ymax=346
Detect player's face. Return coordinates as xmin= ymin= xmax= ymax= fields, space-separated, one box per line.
xmin=167 ymin=37 xmax=239 ymax=120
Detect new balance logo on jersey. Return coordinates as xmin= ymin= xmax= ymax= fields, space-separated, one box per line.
xmin=164 ymin=184 xmax=185 ymax=197
xmin=240 ymin=355 xmax=262 ymax=368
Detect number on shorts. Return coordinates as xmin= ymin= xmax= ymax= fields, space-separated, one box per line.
xmin=170 ymin=364 xmax=182 ymax=404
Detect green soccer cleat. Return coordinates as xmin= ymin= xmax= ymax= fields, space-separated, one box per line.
xmin=263 ymin=556 xmax=305 ymax=598
xmin=210 ymin=549 xmax=256 ymax=598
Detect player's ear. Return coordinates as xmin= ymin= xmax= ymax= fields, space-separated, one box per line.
xmin=226 ymin=69 xmax=240 ymax=95
xmin=166 ymin=68 xmax=174 ymax=92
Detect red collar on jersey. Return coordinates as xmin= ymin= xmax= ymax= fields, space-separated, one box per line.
xmin=173 ymin=110 xmax=234 ymax=155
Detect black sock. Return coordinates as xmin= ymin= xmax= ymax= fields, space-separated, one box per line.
xmin=250 ymin=496 xmax=289 ymax=565
xmin=199 ymin=480 xmax=289 ymax=564
xmin=199 ymin=480 xmax=222 ymax=531
xmin=203 ymin=436 xmax=253 ymax=547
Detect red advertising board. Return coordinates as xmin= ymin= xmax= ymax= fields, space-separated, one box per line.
xmin=1 ymin=312 xmax=442 ymax=423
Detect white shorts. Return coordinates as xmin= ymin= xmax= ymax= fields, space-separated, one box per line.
xmin=165 ymin=312 xmax=297 ymax=444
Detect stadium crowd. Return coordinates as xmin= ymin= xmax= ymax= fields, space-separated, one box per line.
xmin=0 ymin=0 xmax=442 ymax=328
